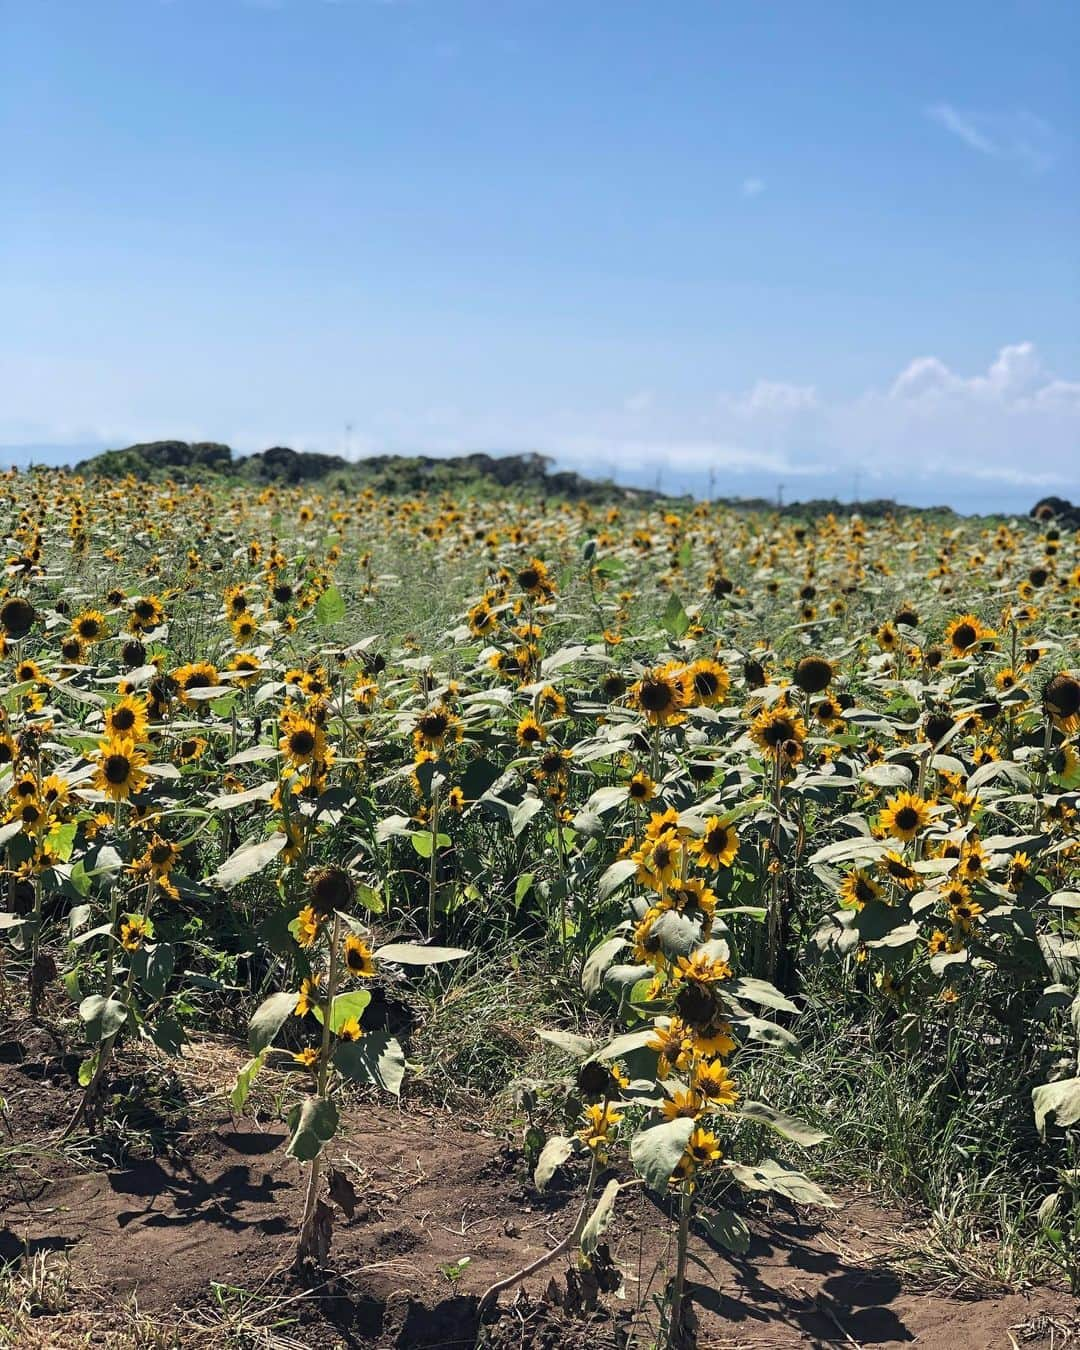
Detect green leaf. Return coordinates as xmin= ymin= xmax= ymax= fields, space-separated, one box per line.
xmin=726 ymin=1157 xmax=837 ymax=1207
xmin=536 ymin=1028 xmax=595 ymax=1058
xmin=79 ymin=994 xmax=128 ymax=1043
xmin=318 ymin=989 xmax=372 ymax=1034
xmin=723 ymin=977 xmax=799 ymax=1014
xmin=286 ymin=1096 xmax=339 ymax=1162
xmin=697 ymin=1205 xmax=750 ymax=1255
xmin=514 ymin=873 xmax=535 ymax=908
xmin=737 ymin=1101 xmax=827 ymax=1146
xmin=315 ymin=585 xmax=346 ymax=627
xmin=1033 ymin=1078 xmax=1080 ymax=1136
xmin=535 ymin=1134 xmax=576 ymax=1191
xmin=662 ymin=592 xmax=690 ymax=640
xmin=511 ymin=794 xmax=544 ymax=838
xmin=230 ymin=1051 xmax=267 ymax=1114
xmin=356 ymin=883 xmax=385 ymax=914
xmin=581 ymin=1179 xmax=620 ymax=1257
xmin=333 ymin=1032 xmax=406 ymax=1096
xmin=208 ymin=834 xmax=286 ymax=890
xmin=582 ymin=936 xmax=627 ymax=998
xmin=374 ymin=942 xmax=470 ymax=966
xmin=248 ymin=990 xmax=298 ymax=1053
xmin=630 ymin=1117 xmax=694 ymax=1193
xmin=598 ymin=858 xmax=637 ymax=901
xmin=131 ymin=942 xmax=174 ymax=1001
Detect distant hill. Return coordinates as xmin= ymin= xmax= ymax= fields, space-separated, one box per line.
xmin=68 ymin=438 xmax=1061 ymax=523
xmin=71 ymin=440 xmax=672 ymax=503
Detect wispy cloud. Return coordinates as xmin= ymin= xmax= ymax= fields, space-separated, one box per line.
xmin=740 ymin=177 xmax=765 ymax=198
xmin=925 ymin=103 xmax=1058 ymax=172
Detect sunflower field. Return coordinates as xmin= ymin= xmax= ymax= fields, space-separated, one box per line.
xmin=1 ymin=466 xmax=1078 ymax=1347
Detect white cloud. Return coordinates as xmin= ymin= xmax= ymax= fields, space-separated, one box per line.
xmin=925 ymin=103 xmax=1058 ymax=172
xmin=740 ymin=177 xmax=765 ymax=198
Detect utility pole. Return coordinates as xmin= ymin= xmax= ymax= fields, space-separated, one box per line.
xmin=776 ymin=482 xmax=785 ymax=508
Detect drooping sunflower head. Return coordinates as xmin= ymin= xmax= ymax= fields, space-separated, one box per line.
xmin=306 ymin=864 xmax=356 ymax=917
xmin=794 ymin=654 xmax=833 ymax=695
xmin=0 ymin=596 xmax=36 ymax=639
xmin=1043 ymin=672 xmax=1080 ymax=732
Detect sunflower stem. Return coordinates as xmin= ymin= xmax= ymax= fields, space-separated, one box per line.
xmin=426 ymin=786 xmax=441 ymax=936
xmin=297 ymin=912 xmax=342 ymax=1265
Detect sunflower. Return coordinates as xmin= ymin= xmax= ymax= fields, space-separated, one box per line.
xmin=693 ymin=1060 xmax=739 ymax=1107
xmin=128 ymin=594 xmax=165 ymax=633
xmin=516 ymin=713 xmax=546 ymax=747
xmin=515 ymin=558 xmax=552 ymax=598
xmin=293 ymin=1046 xmax=319 ymax=1068
xmin=675 ymin=949 xmax=733 ymax=986
xmin=59 ymin=634 xmax=85 ymax=665
xmin=634 ymin=828 xmax=683 ymax=890
xmin=173 ymin=661 xmax=221 ymax=706
xmin=337 ymin=1016 xmax=364 ymax=1042
xmin=675 ymin=1127 xmax=723 ymax=1178
xmin=662 ymin=1088 xmax=704 ymax=1121
xmin=578 ymin=1102 xmax=623 ymax=1151
xmin=647 ymin=1018 xmax=692 ymax=1079
xmin=838 ymin=868 xmax=883 ymax=911
xmin=878 ymin=850 xmax=919 ymax=890
xmin=749 ymin=703 xmax=807 ymax=760
xmin=944 ymin=613 xmax=993 ymax=657
xmin=412 ymin=704 xmax=462 ymax=752
xmin=105 ymin=694 xmax=148 ymax=741
xmin=879 ymin=791 xmax=934 ymax=842
xmin=627 ymin=770 xmax=655 ymax=803
xmin=295 ymin=976 xmax=322 ymax=1016
xmin=231 ymin=611 xmax=259 ymax=643
xmin=227 ymin=652 xmax=262 ymax=687
xmin=468 ymin=599 xmax=498 ymax=636
xmin=279 ymin=714 xmax=326 ymax=769
xmin=691 ymin=815 xmax=739 ymax=869
xmin=343 ymin=934 xmax=376 ymax=978
xmin=1043 ymin=672 xmax=1080 ymax=734
xmin=71 ymin=610 xmax=107 ymax=642
xmin=685 ymin=658 xmax=730 ymax=707
xmin=94 ymin=736 xmax=150 ymax=801
xmin=632 ymin=665 xmax=687 ymax=726
xmin=120 ymin=915 xmax=152 ymax=952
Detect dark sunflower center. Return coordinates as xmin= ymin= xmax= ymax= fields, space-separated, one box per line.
xmin=112 ymin=708 xmax=136 ymax=731
xmin=952 ymin=623 xmax=977 ymax=649
xmin=77 ymin=619 xmax=100 ymax=638
xmin=104 ymin=755 xmax=131 ymax=784
xmin=150 ymin=844 xmax=174 ymax=865
xmin=705 ymin=826 xmax=729 ymax=854
xmin=763 ymin=717 xmax=794 ymax=747
xmin=694 ymin=671 xmax=719 ymax=698
xmin=855 ymin=877 xmax=877 ymax=903
xmin=517 ymin=567 xmax=540 ymax=590
xmin=895 ymin=806 xmax=919 ymax=831
xmin=639 ymin=679 xmax=675 ymax=712
xmin=289 ymin=730 xmax=316 ymax=756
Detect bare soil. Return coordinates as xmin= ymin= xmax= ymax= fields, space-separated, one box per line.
xmin=0 ymin=1026 xmax=1076 ymax=1349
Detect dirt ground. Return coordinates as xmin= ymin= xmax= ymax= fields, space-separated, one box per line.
xmin=0 ymin=1026 xmax=1076 ymax=1349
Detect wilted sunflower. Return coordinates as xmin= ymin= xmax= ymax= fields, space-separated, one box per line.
xmin=0 ymin=596 xmax=36 ymax=638
xmin=794 ymin=654 xmax=833 ymax=695
xmin=94 ymin=735 xmax=150 ymax=801
xmin=879 ymin=791 xmax=934 ymax=842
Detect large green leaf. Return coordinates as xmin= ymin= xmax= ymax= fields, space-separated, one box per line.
xmin=630 ymin=1117 xmax=694 ymax=1193
xmin=1033 ymin=1078 xmax=1080 ymax=1136
xmin=286 ymin=1096 xmax=339 ymax=1162
xmin=315 ymin=585 xmax=346 ymax=627
xmin=726 ymin=1157 xmax=837 ymax=1208
xmin=737 ymin=1100 xmax=827 ymax=1146
xmin=79 ymin=994 xmax=128 ymax=1043
xmin=208 ymin=834 xmax=285 ymax=890
xmin=333 ymin=1032 xmax=406 ymax=1096
xmin=580 ymin=1179 xmax=620 ymax=1256
xmin=248 ymin=990 xmax=298 ymax=1053
xmin=374 ymin=942 xmax=470 ymax=966
xmin=534 ymin=1134 xmax=577 ymax=1191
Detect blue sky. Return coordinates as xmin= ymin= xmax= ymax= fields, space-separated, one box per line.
xmin=2 ymin=0 xmax=1078 ymax=511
